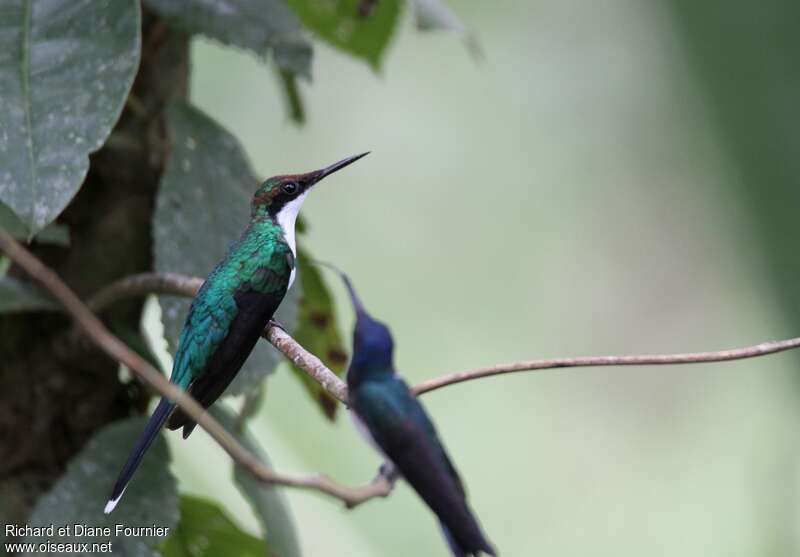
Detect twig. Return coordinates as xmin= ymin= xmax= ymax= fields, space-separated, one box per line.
xmin=264 ymin=324 xmax=349 ymax=403
xmin=89 ymin=272 xmax=351 ymax=403
xmin=87 ymin=272 xmax=202 ymax=311
xmin=412 ymin=338 xmax=800 ymax=395
xmin=89 ymin=272 xmax=800 ymax=402
xmin=272 ymin=469 xmax=394 ymax=509
xmin=0 ymin=229 xmax=388 ymax=508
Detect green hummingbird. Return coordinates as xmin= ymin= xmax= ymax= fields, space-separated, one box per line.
xmin=104 ymin=153 xmax=368 ymax=514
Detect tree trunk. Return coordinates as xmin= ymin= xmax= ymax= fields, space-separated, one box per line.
xmin=0 ymin=11 xmax=188 ymax=533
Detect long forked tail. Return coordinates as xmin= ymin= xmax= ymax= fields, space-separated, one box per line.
xmin=441 ymin=522 xmax=497 ymax=557
xmin=441 ymin=524 xmax=468 ymax=557
xmin=104 ymin=398 xmax=174 ymax=514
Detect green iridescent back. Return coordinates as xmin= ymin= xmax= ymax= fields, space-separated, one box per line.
xmin=169 ymin=218 xmax=293 ymax=390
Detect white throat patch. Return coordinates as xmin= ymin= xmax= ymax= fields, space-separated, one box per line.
xmin=276 ymin=192 xmax=307 ymax=289
xmin=276 ymin=192 xmax=307 ymax=257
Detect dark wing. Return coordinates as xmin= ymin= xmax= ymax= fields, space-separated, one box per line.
xmin=354 ymin=379 xmax=495 ymax=556
xmin=168 ymin=250 xmax=293 ymax=436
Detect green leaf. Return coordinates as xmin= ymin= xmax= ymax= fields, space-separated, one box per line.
xmin=0 ymin=202 xmax=69 ymax=245
xmin=144 ymin=0 xmax=312 ymax=78
xmin=409 ymin=0 xmax=466 ymax=32
xmin=0 ymin=0 xmax=141 ymax=236
xmin=153 ymin=102 xmax=298 ymax=397
xmin=24 ymin=417 xmax=178 ymax=556
xmin=285 ymin=0 xmax=402 ymax=70
xmin=213 ymin=407 xmax=302 ymax=557
xmin=0 ymin=276 xmax=56 ymax=313
xmin=278 ymin=69 xmax=306 ymax=125
xmin=408 ymin=0 xmax=480 ymax=57
xmin=161 ymin=496 xmax=264 ymax=557
xmin=295 ymin=214 xmax=308 ymax=235
xmin=290 ymin=246 xmax=348 ymax=420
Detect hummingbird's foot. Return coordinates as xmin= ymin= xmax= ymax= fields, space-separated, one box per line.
xmin=268 ymin=319 xmax=287 ymax=332
xmin=378 ymin=462 xmax=399 ymax=485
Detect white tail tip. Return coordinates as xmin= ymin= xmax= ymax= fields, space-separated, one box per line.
xmin=103 ymin=498 xmax=118 ymax=515
xmin=103 ymin=486 xmax=126 ymax=515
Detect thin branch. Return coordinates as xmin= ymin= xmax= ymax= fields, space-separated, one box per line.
xmin=87 ymin=272 xmax=202 ymax=311
xmin=0 ymin=229 xmax=387 ymax=508
xmin=411 ymin=337 xmax=800 ymax=395
xmin=89 ymin=272 xmax=800 ymax=402
xmin=271 ymin=469 xmax=395 ymax=509
xmin=264 ymin=324 xmax=348 ymax=403
xmin=88 ymin=273 xmax=350 ymax=404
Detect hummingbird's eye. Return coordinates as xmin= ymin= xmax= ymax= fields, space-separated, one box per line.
xmin=281 ymin=182 xmax=299 ymax=195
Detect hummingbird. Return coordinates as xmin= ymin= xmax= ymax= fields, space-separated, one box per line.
xmin=104 ymin=153 xmax=368 ymax=514
xmin=338 ymin=270 xmax=496 ymax=556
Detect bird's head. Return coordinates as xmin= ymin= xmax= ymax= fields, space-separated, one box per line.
xmin=351 ymin=312 xmax=395 ymax=377
xmin=251 ymin=152 xmax=369 ymax=221
xmin=321 ymin=265 xmax=396 ymax=385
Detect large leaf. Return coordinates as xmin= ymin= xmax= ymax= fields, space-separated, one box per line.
xmin=285 ymin=0 xmax=401 ymax=70
xmin=145 ymin=0 xmax=312 ymax=78
xmin=23 ymin=417 xmax=178 ymax=557
xmin=154 ymin=102 xmax=298 ymax=397
xmin=0 ymin=276 xmax=56 ymax=313
xmin=161 ymin=496 xmax=265 ymax=557
xmin=290 ymin=246 xmax=347 ymax=420
xmin=213 ymin=407 xmax=302 ymax=557
xmin=0 ymin=0 xmax=141 ymax=237
xmin=0 ymin=202 xmax=69 ymax=245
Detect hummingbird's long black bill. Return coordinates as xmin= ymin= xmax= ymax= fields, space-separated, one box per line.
xmin=295 ymin=152 xmax=369 ymax=190
xmin=314 ymin=260 xmax=367 ymax=315
xmin=316 ymin=152 xmax=370 ymax=181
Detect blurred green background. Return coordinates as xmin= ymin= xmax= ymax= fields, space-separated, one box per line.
xmin=160 ymin=1 xmax=799 ymax=555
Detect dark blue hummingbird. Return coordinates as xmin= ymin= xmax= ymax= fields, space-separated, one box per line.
xmin=338 ymin=271 xmax=496 ymax=556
